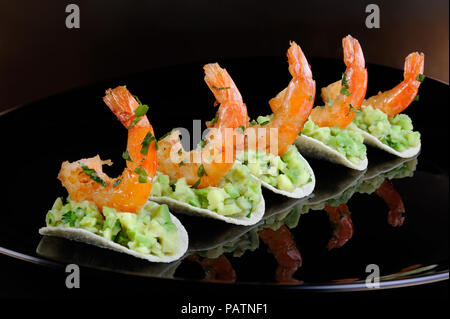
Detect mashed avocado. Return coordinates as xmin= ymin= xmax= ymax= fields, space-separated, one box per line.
xmin=301 ymin=118 xmax=367 ymax=164
xmin=238 ymin=145 xmax=312 ymax=193
xmin=353 ymin=105 xmax=420 ymax=151
xmin=150 ymin=162 xmax=262 ymax=218
xmin=45 ymin=198 xmax=179 ymax=257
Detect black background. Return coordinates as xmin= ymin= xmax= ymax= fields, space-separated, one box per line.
xmin=0 ymin=0 xmax=448 ymax=112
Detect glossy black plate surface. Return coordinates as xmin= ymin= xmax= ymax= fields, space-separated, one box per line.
xmin=0 ymin=57 xmax=448 ymax=291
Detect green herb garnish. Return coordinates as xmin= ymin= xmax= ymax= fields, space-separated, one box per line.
xmin=209 ymin=115 xmax=218 ymax=125
xmin=178 ymin=160 xmax=185 ymax=167
xmin=414 ymin=95 xmax=420 ymax=102
xmin=236 ymin=125 xmax=245 ymax=134
xmin=246 ymin=200 xmax=254 ymax=218
xmin=346 ymin=104 xmax=360 ymax=116
xmin=141 ymin=132 xmax=157 ymax=155
xmin=80 ymin=164 xmax=106 ymax=186
xmin=416 ymin=74 xmax=426 ymax=82
xmin=113 ymin=177 xmax=123 ymax=188
xmin=62 ymin=211 xmax=76 ymax=227
xmin=122 ymin=150 xmax=133 ymax=162
xmin=340 ymin=73 xmax=352 ymax=96
xmin=134 ymin=165 xmax=148 ymax=183
xmin=211 ymin=85 xmax=231 ymax=90
xmin=128 ymin=99 xmax=149 ymax=129
xmin=197 ymin=164 xmax=207 ymax=177
xmin=192 ymin=179 xmax=201 ymax=189
xmin=260 ymin=121 xmax=269 ymax=126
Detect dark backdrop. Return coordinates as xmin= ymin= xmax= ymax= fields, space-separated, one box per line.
xmin=0 ymin=0 xmax=448 ymax=112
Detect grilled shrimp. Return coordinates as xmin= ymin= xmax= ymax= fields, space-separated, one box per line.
xmin=363 ymin=52 xmax=424 ymax=117
xmin=310 ymin=35 xmax=368 ymax=129
xmin=157 ymin=63 xmax=248 ymax=188
xmin=58 ymin=86 xmax=157 ymax=213
xmin=245 ymin=41 xmax=316 ymax=156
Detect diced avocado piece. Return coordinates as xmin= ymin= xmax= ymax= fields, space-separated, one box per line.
xmin=224 ymin=183 xmax=240 ymax=199
xmin=247 ymin=162 xmax=261 ymax=176
xmin=207 ymin=188 xmax=227 ymax=212
xmin=277 ymin=174 xmax=294 ymax=192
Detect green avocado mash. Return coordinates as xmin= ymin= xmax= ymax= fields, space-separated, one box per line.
xmin=238 ymin=145 xmax=312 ymax=192
xmin=301 ymin=118 xmax=367 ymax=164
xmin=45 ymin=198 xmax=179 ymax=257
xmin=150 ymin=162 xmax=262 ymax=218
xmin=353 ymin=105 xmax=420 ymax=151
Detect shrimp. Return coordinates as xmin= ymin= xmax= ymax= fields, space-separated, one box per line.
xmin=324 ymin=203 xmax=354 ymax=250
xmin=375 ymin=179 xmax=405 ymax=227
xmin=310 ymin=35 xmax=368 ymax=129
xmin=58 ymin=86 xmax=157 ymax=213
xmin=245 ymin=41 xmax=316 ymax=156
xmin=363 ymin=52 xmax=424 ymax=117
xmin=157 ymin=63 xmax=248 ymax=188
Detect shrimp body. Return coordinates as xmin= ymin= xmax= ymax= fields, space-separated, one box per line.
xmin=246 ymin=41 xmax=316 ymax=156
xmin=310 ymin=35 xmax=368 ymax=129
xmin=58 ymin=86 xmax=157 ymax=213
xmin=363 ymin=52 xmax=424 ymax=117
xmin=157 ymin=63 xmax=248 ymax=188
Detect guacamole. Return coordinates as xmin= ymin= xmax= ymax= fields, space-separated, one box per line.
xmin=151 ymin=162 xmax=262 ymax=218
xmin=301 ymin=118 xmax=367 ymax=164
xmin=45 ymin=198 xmax=180 ymax=257
xmin=238 ymin=145 xmax=312 ymax=193
xmin=353 ymin=105 xmax=420 ymax=152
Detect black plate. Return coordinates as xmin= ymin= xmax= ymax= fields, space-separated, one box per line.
xmin=0 ymin=57 xmax=448 ymax=291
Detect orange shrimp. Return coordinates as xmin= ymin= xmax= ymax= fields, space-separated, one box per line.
xmin=245 ymin=41 xmax=315 ymax=156
xmin=363 ymin=52 xmax=424 ymax=117
xmin=157 ymin=63 xmax=248 ymax=188
xmin=310 ymin=35 xmax=368 ymax=129
xmin=58 ymin=86 xmax=157 ymax=213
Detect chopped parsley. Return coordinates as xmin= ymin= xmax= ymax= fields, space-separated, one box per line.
xmin=178 ymin=160 xmax=185 ymax=167
xmin=192 ymin=164 xmax=207 ymax=189
xmin=414 ymin=95 xmax=420 ymax=102
xmin=141 ymin=131 xmax=157 ymax=155
xmin=197 ymin=164 xmax=207 ymax=177
xmin=236 ymin=125 xmax=245 ymax=134
xmin=199 ymin=140 xmax=206 ymax=149
xmin=122 ymin=150 xmax=133 ymax=162
xmin=246 ymin=200 xmax=254 ymax=218
xmin=416 ymin=74 xmax=426 ymax=82
xmin=346 ymin=104 xmax=361 ymax=116
xmin=209 ymin=115 xmax=218 ymax=125
xmin=340 ymin=73 xmax=352 ymax=96
xmin=61 ymin=211 xmax=76 ymax=227
xmin=134 ymin=165 xmax=148 ymax=183
xmin=211 ymin=85 xmax=231 ymax=90
xmin=128 ymin=98 xmax=149 ymax=129
xmin=113 ymin=177 xmax=123 ymax=188
xmin=80 ymin=164 xmax=106 ymax=186
xmin=260 ymin=120 xmax=270 ymax=126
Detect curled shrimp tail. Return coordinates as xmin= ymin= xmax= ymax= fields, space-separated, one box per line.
xmin=404 ymin=52 xmax=425 ymax=81
xmin=204 ymin=63 xmax=243 ymax=104
xmin=310 ymin=35 xmax=367 ymax=129
xmin=363 ymin=52 xmax=425 ymax=117
xmin=288 ymin=41 xmax=313 ymax=79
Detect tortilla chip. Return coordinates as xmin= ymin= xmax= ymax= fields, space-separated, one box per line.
xmin=39 ymin=212 xmax=188 ymax=263
xmin=295 ymin=135 xmax=368 ymax=171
